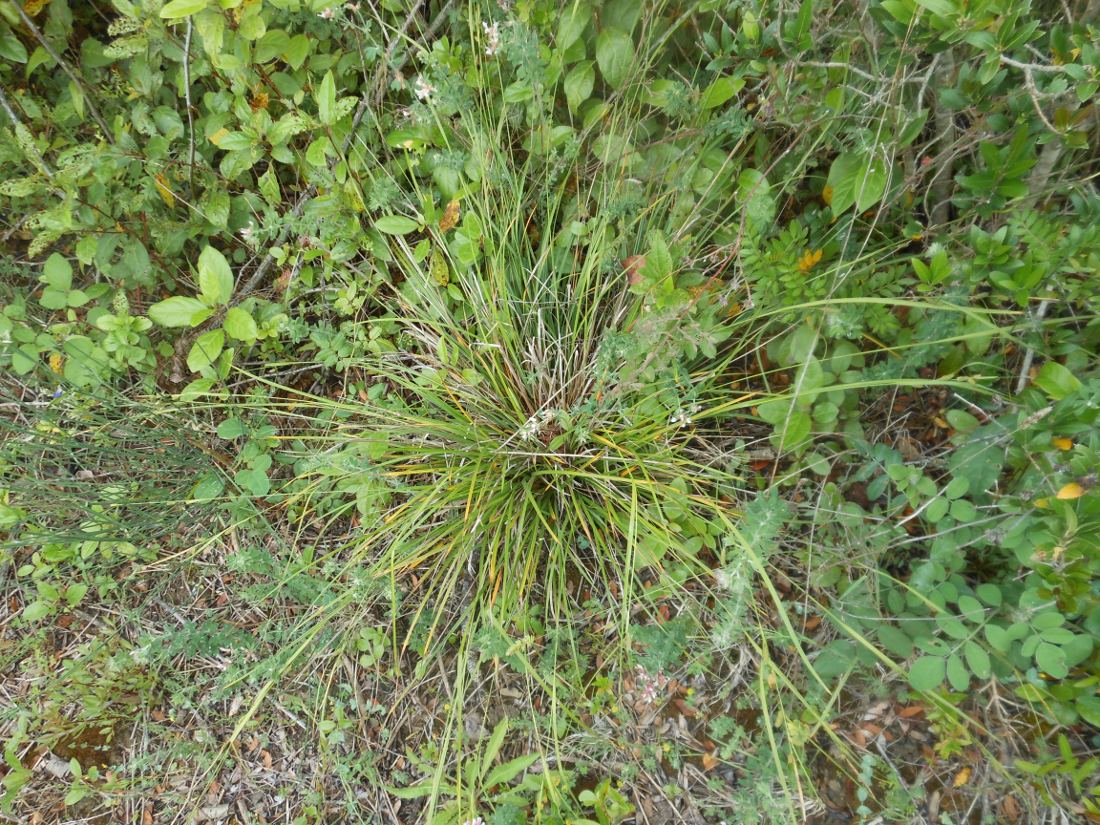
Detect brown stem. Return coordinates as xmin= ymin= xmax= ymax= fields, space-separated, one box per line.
xmin=928 ymin=50 xmax=955 ymax=228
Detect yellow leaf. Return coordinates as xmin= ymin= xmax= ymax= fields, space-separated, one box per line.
xmin=153 ymin=173 xmax=175 ymax=207
xmin=209 ymin=127 xmax=230 ymax=146
xmin=1051 ymin=437 xmax=1073 ymax=451
xmin=438 ymin=199 xmax=460 ymax=232
xmin=797 ymin=248 xmax=823 ymax=273
xmin=429 ymin=249 xmax=449 ymax=286
xmin=953 ymin=767 xmax=971 ymax=788
xmin=1056 ymin=482 xmax=1085 ymax=500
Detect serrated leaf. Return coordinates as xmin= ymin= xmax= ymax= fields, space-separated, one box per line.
xmin=223 ymin=307 xmax=258 ymax=342
xmin=42 ymin=253 xmax=72 ymax=290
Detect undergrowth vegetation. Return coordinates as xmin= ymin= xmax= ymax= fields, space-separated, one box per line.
xmin=1 ymin=0 xmax=1099 ymax=823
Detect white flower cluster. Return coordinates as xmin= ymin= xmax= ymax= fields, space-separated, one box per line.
xmin=517 ymin=409 xmax=559 ymax=442
xmin=414 ymin=75 xmax=436 ymax=102
xmin=483 ymin=21 xmax=501 ymax=56
xmin=669 ymin=403 xmax=701 ymax=428
xmin=634 ymin=665 xmax=669 ymax=704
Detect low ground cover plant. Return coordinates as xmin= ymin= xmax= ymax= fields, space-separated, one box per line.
xmin=1 ymin=0 xmax=1099 ymax=823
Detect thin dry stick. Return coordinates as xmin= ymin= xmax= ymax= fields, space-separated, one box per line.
xmin=929 ymin=50 xmax=955 ymax=227
xmin=184 ymin=18 xmax=196 ymax=195
xmin=1014 ymin=298 xmax=1052 ymax=395
xmin=10 ymin=0 xmax=115 ymax=144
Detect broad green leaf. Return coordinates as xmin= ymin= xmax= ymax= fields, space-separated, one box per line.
xmin=826 ymin=151 xmax=862 ymax=215
xmin=317 ymin=70 xmax=337 ymax=125
xmin=22 ymin=600 xmax=52 ymax=622
xmin=216 ymin=417 xmax=247 ymax=439
xmin=855 ymin=152 xmax=889 ymax=212
xmin=0 ymin=30 xmax=28 ymax=63
xmin=160 ymin=0 xmax=208 ymax=18
xmin=178 ymin=377 xmax=217 ymax=401
xmin=285 ymin=34 xmax=310 ymax=70
xmin=1034 ymin=642 xmax=1067 ymax=678
xmin=375 ymin=215 xmax=420 ymax=235
xmin=235 ymin=467 xmax=270 ymax=496
xmin=480 ymin=718 xmax=509 ymax=779
xmin=39 ymin=288 xmax=69 ymax=310
xmin=908 ymin=655 xmax=945 ymax=690
xmin=1076 ymin=695 xmax=1100 ymax=727
xmin=187 ymin=329 xmax=225 ymax=372
xmin=564 ymin=61 xmax=595 ymax=112
xmin=596 ymin=28 xmax=633 ymax=89
xmin=193 ymin=474 xmax=224 ymax=502
xmin=640 ymin=230 xmax=673 ymax=283
xmin=503 ymin=81 xmax=533 ymax=103
xmin=925 ymin=496 xmax=949 ymax=523
xmin=201 ymin=188 xmax=230 ymax=228
xmin=946 ymin=653 xmax=970 ymax=690
xmin=964 ymin=641 xmax=991 ymax=679
xmin=1033 ymin=361 xmax=1081 ymax=400
xmin=737 ymin=168 xmax=774 ymax=231
xmin=388 ymin=783 xmax=440 ymax=800
xmin=148 ymin=296 xmax=210 ymax=327
xmin=210 ymin=130 xmax=251 ymax=151
xmin=700 ymin=76 xmax=744 ymax=110
xmin=877 ymin=625 xmax=913 ymax=658
xmin=914 ymin=0 xmax=958 ymax=16
xmin=61 ymin=337 xmax=103 ymax=386
xmin=484 ymin=754 xmax=540 ymax=789
xmin=223 ymin=306 xmax=258 ymax=341
xmin=42 ymin=253 xmax=72 ymax=290
xmin=198 ymin=246 xmax=234 ymax=306
xmin=777 ymin=410 xmax=812 ymax=451
xmin=557 ymin=3 xmax=590 ymax=50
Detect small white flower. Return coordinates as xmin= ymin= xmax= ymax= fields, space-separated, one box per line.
xmin=345 ymin=1 xmax=360 ymax=9
xmin=483 ymin=21 xmax=501 ymax=56
xmin=461 ymin=819 xmax=484 ymax=825
xmin=239 ymin=222 xmax=257 ymax=244
xmin=414 ymin=75 xmax=436 ymax=102
xmin=318 ymin=6 xmax=334 ymax=19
